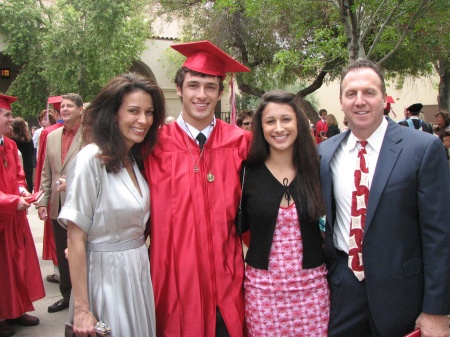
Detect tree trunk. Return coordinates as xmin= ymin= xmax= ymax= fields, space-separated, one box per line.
xmin=436 ymin=58 xmax=450 ymax=111
xmin=294 ymin=96 xmax=320 ymax=124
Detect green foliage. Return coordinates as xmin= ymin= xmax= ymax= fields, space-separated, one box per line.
xmin=0 ymin=0 xmax=150 ymax=118
xmin=155 ymin=0 xmax=448 ymax=105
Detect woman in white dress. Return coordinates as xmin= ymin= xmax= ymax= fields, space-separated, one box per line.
xmin=58 ymin=73 xmax=166 ymax=337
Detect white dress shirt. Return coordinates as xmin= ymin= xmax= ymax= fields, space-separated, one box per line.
xmin=176 ymin=113 xmax=216 ymax=145
xmin=330 ymin=118 xmax=388 ymax=253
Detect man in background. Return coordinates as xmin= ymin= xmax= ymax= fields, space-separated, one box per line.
xmin=38 ymin=93 xmax=83 ymax=314
xmin=236 ymin=109 xmax=254 ymax=131
xmin=399 ymin=103 xmax=433 ymax=134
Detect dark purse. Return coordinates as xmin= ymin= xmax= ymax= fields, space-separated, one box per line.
xmin=235 ymin=166 xmax=246 ymax=235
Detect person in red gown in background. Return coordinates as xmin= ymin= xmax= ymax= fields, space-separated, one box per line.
xmin=0 ymin=95 xmax=45 ymax=337
xmin=315 ymin=109 xmax=328 ymax=144
xmin=35 ymin=96 xmax=63 ymax=284
xmin=144 ymin=40 xmax=251 ymax=337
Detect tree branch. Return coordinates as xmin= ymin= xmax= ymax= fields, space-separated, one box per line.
xmin=366 ymin=2 xmax=397 ymax=59
xmin=298 ymin=70 xmax=328 ymax=97
xmin=360 ymin=0 xmax=387 ymax=43
xmin=235 ymin=73 xmax=265 ymax=97
xmin=378 ymin=0 xmax=437 ymax=64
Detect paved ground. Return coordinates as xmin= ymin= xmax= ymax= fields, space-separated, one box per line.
xmin=12 ymin=206 xmax=68 ymax=337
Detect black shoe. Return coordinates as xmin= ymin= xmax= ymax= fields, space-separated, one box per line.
xmin=47 ymin=298 xmax=69 ymax=313
xmin=0 ymin=321 xmax=14 ymax=337
xmin=46 ymin=274 xmax=60 ymax=284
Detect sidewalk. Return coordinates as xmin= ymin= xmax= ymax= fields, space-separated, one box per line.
xmin=13 ymin=206 xmax=67 ymax=337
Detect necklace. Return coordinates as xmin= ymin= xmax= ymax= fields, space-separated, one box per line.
xmin=186 ymin=136 xmax=205 ymax=173
xmin=183 ymin=120 xmax=215 ymax=182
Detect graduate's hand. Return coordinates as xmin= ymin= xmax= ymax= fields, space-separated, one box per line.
xmin=20 ymin=190 xmax=31 ymax=197
xmin=17 ymin=197 xmax=31 ymax=211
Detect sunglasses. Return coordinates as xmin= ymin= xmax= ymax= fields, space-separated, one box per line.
xmin=242 ymin=122 xmax=252 ymax=126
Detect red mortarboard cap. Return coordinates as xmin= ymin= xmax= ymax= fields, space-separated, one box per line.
xmin=0 ymin=94 xmax=18 ymax=110
xmin=48 ymin=95 xmax=63 ymax=110
xmin=171 ymin=40 xmax=250 ymax=78
xmin=385 ymin=95 xmax=395 ymax=112
xmin=407 ymin=103 xmax=423 ymax=113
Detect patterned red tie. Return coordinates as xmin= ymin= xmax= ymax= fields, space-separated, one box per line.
xmin=349 ymin=140 xmax=369 ymax=281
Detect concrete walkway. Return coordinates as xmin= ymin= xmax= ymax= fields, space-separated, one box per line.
xmin=13 ymin=206 xmax=68 ymax=337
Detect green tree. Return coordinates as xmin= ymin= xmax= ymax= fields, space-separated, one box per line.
xmin=0 ymin=0 xmax=151 ymax=118
xmin=155 ymin=0 xmax=447 ymax=122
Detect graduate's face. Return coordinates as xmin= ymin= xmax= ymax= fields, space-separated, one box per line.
xmin=117 ymin=89 xmax=154 ymax=151
xmin=340 ymin=68 xmax=386 ymax=140
xmin=0 ymin=108 xmax=14 ymax=136
xmin=262 ymin=103 xmax=298 ymax=155
xmin=177 ymin=73 xmax=223 ymax=130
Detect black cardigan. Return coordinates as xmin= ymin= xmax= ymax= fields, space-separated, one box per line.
xmin=241 ymin=164 xmax=325 ymax=270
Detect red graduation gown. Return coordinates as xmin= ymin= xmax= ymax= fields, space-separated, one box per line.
xmin=34 ymin=122 xmax=63 ymax=265
xmin=0 ymin=137 xmax=45 ymax=318
xmin=145 ymin=120 xmax=251 ymax=337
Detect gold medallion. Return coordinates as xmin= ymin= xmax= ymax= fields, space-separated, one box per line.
xmin=207 ymin=172 xmax=214 ymax=182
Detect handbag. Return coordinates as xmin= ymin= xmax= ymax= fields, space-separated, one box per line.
xmin=65 ymin=322 xmax=112 ymax=337
xmin=235 ymin=166 xmax=246 ymax=235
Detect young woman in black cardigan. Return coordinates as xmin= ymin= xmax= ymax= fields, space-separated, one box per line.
xmin=240 ymin=91 xmax=329 ymax=336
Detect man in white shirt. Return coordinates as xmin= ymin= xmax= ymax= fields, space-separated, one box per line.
xmin=318 ymin=60 xmax=450 ymax=337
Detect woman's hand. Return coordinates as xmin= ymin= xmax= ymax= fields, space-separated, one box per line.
xmin=73 ymin=309 xmax=97 ymax=337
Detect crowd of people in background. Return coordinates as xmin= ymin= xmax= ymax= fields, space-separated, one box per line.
xmin=1 ymin=40 xmax=449 ymax=337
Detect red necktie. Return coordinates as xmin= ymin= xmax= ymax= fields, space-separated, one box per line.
xmin=349 ymin=140 xmax=369 ymax=281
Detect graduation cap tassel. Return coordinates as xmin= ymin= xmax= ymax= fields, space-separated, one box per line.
xmin=230 ymin=73 xmax=237 ymax=126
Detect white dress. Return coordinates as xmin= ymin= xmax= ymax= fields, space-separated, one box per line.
xmin=58 ymin=143 xmax=155 ymax=337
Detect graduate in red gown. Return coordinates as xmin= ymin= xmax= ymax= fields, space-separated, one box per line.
xmin=144 ymin=41 xmax=251 ymax=337
xmin=35 ymin=96 xmax=63 ymax=280
xmin=315 ymin=109 xmax=328 ymax=144
xmin=0 ymin=95 xmax=45 ymax=337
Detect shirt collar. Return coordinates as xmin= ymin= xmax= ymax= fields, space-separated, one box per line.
xmin=177 ymin=113 xmax=216 ymax=140
xmin=343 ymin=117 xmax=388 ymax=154
xmin=410 ymin=116 xmax=419 ymax=120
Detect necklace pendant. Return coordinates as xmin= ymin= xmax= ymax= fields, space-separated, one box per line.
xmin=3 ymin=160 xmax=7 ymax=168
xmin=194 ymin=166 xmax=199 ymax=173
xmin=207 ymin=171 xmax=214 ymax=182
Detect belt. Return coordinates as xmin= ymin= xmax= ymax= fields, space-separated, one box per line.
xmin=86 ymin=234 xmax=145 ymax=252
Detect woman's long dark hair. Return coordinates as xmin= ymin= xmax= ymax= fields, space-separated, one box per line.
xmin=246 ymin=91 xmax=325 ymax=220
xmin=83 ymin=73 xmax=166 ymax=173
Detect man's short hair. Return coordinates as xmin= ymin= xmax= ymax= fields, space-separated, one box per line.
xmin=318 ymin=109 xmax=327 ymax=116
xmin=62 ymin=93 xmax=83 ymax=108
xmin=340 ymin=59 xmax=386 ymax=96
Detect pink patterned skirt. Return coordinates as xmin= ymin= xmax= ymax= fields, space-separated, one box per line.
xmin=244 ymin=203 xmax=330 ymax=336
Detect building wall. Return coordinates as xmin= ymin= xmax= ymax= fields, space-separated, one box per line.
xmin=314 ymin=75 xmax=440 ymax=125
